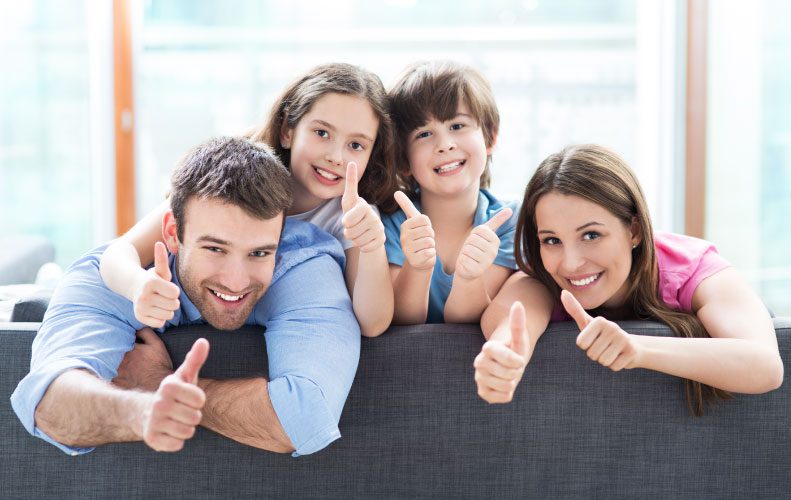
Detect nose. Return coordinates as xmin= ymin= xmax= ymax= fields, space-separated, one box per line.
xmin=219 ymin=260 xmax=251 ymax=294
xmin=324 ymin=141 xmax=344 ymax=167
xmin=434 ymin=130 xmax=456 ymax=154
xmin=560 ymin=245 xmax=587 ymax=275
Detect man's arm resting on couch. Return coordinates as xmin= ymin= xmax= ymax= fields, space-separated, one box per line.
xmin=198 ymin=377 xmax=294 ymax=453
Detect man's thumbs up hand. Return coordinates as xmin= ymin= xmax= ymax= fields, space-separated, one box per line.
xmin=131 ymin=241 xmax=181 ymax=329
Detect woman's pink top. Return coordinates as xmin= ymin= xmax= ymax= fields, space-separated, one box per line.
xmin=551 ymin=231 xmax=731 ymax=321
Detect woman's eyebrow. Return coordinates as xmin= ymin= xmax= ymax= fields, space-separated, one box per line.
xmin=575 ymin=221 xmax=604 ymax=231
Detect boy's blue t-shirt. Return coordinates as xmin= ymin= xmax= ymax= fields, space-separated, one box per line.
xmin=382 ymin=189 xmax=519 ymax=323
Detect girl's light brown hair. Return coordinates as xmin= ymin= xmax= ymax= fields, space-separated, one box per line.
xmin=388 ymin=60 xmax=499 ymax=199
xmin=515 ymin=144 xmax=731 ymax=416
xmin=248 ymin=62 xmax=398 ymax=213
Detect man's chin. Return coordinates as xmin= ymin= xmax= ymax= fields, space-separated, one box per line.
xmin=203 ymin=315 xmax=249 ymax=331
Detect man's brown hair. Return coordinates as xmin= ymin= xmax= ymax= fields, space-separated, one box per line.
xmin=169 ymin=136 xmax=292 ymax=241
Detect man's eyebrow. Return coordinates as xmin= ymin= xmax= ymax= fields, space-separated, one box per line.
xmin=196 ymin=236 xmax=278 ymax=251
xmin=311 ymin=119 xmax=374 ymax=143
xmin=537 ymin=222 xmax=604 ymax=235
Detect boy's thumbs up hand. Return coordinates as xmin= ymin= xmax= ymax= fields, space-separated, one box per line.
xmin=394 ymin=191 xmax=436 ymax=270
xmin=455 ymin=207 xmax=512 ymax=281
xmin=340 ymin=162 xmax=386 ymax=253
xmin=474 ymin=302 xmax=530 ymax=404
xmin=132 ymin=241 xmax=181 ymax=329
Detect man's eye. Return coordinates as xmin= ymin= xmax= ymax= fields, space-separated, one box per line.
xmin=541 ymin=237 xmax=560 ymax=246
xmin=582 ymin=232 xmax=601 ymax=241
xmin=315 ymin=129 xmax=329 ymax=138
xmin=205 ymin=246 xmax=223 ymax=253
xmin=250 ymin=250 xmax=271 ymax=258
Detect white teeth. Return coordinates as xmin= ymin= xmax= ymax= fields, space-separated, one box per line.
xmin=569 ymin=273 xmax=601 ymax=286
xmin=315 ymin=167 xmax=340 ymax=180
xmin=435 ymin=160 xmax=463 ymax=173
xmin=213 ymin=290 xmax=243 ymax=302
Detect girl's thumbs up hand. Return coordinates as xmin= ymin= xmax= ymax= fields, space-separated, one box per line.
xmin=131 ymin=241 xmax=181 ymax=328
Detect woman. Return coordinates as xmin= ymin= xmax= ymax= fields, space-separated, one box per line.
xmin=474 ymin=144 xmax=783 ymax=415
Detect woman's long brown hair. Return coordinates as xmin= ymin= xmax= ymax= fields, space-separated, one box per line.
xmin=515 ymin=144 xmax=731 ymax=416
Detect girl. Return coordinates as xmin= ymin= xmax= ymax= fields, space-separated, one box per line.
xmin=383 ymin=60 xmax=518 ymax=325
xmin=474 ymin=144 xmax=783 ymax=414
xmin=101 ymin=63 xmax=398 ymax=337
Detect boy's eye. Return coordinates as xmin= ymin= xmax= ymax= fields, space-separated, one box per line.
xmin=350 ymin=142 xmax=364 ymax=151
xmin=582 ymin=231 xmax=601 ymax=241
xmin=450 ymin=123 xmax=465 ymax=131
xmin=415 ymin=130 xmax=431 ymax=140
xmin=541 ymin=237 xmax=560 ymax=246
xmin=315 ymin=129 xmax=329 ymax=138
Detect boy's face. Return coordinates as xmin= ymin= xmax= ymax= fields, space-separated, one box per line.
xmin=405 ymin=102 xmax=493 ymax=199
xmin=163 ymin=197 xmax=282 ymax=330
xmin=280 ymin=92 xmax=379 ymax=212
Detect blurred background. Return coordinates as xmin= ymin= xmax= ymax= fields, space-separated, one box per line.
xmin=0 ymin=0 xmax=789 ymax=315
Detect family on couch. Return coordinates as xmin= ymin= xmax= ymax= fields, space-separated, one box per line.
xmin=11 ymin=60 xmax=783 ymax=455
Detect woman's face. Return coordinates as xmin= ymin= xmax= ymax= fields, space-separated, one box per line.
xmin=534 ymin=191 xmax=640 ymax=310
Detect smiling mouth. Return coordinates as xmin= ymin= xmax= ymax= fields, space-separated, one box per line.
xmin=313 ymin=166 xmax=341 ymax=181
xmin=568 ymin=272 xmax=602 ymax=287
xmin=209 ymin=288 xmax=247 ymax=303
xmin=434 ymin=160 xmax=465 ymax=174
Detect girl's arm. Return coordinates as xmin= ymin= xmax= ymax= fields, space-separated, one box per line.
xmin=445 ymin=208 xmax=514 ymax=323
xmin=344 ymin=246 xmax=394 ymax=337
xmin=565 ymin=268 xmax=783 ymax=393
xmin=100 ymin=200 xmax=180 ymax=327
xmin=475 ymin=272 xmax=555 ymax=403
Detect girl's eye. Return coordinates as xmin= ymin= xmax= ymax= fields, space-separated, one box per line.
xmin=350 ymin=142 xmax=364 ymax=151
xmin=450 ymin=123 xmax=465 ymax=131
xmin=315 ymin=129 xmax=329 ymax=138
xmin=415 ymin=130 xmax=431 ymax=140
xmin=541 ymin=237 xmax=560 ymax=246
xmin=582 ymin=231 xmax=601 ymax=241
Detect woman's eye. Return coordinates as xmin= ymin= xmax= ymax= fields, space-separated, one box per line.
xmin=315 ymin=129 xmax=329 ymax=138
xmin=350 ymin=142 xmax=364 ymax=151
xmin=582 ymin=232 xmax=601 ymax=241
xmin=541 ymin=237 xmax=560 ymax=246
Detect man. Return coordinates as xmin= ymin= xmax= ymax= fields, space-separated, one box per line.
xmin=11 ymin=137 xmax=360 ymax=456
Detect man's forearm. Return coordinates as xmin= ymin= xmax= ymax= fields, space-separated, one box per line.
xmin=198 ymin=377 xmax=294 ymax=453
xmin=35 ymin=369 xmax=149 ymax=448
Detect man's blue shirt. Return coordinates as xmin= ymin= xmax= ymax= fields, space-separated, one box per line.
xmin=11 ymin=218 xmax=360 ymax=456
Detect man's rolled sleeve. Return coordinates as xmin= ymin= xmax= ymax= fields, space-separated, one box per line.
xmin=257 ymin=253 xmax=361 ymax=456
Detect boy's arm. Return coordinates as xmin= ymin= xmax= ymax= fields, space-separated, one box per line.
xmin=445 ymin=264 xmax=512 ymax=323
xmin=391 ymin=261 xmax=434 ymax=325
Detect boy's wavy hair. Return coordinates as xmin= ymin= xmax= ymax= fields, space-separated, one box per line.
xmin=388 ymin=60 xmax=500 ymax=199
xmin=170 ymin=136 xmax=292 ymax=242
xmin=247 ymin=62 xmax=398 ymax=214
xmin=515 ymin=144 xmax=732 ymax=416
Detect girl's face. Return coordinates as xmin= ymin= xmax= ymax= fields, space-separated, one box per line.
xmin=281 ymin=92 xmax=379 ymax=210
xmin=405 ymin=102 xmax=493 ymax=199
xmin=535 ymin=192 xmax=640 ymax=310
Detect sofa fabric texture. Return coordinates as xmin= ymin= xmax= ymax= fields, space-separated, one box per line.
xmin=1 ymin=318 xmax=789 ymax=499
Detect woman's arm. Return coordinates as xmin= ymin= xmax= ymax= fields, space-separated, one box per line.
xmin=344 ymin=246 xmax=394 ymax=337
xmin=475 ymin=272 xmax=554 ymax=403
xmin=634 ymin=267 xmax=782 ymax=393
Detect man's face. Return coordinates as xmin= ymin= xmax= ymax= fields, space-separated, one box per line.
xmin=165 ymin=197 xmax=282 ymax=330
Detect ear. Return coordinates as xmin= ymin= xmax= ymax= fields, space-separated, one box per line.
xmin=279 ymin=112 xmax=293 ymax=149
xmin=629 ymin=216 xmax=642 ymax=247
xmin=486 ymin=130 xmax=498 ymax=156
xmin=162 ymin=210 xmax=180 ymax=254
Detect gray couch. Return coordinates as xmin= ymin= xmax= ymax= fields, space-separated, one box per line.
xmin=1 ymin=313 xmax=790 ymax=499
